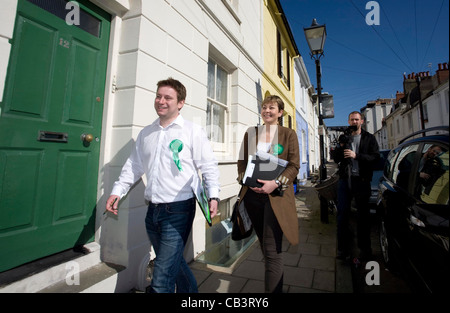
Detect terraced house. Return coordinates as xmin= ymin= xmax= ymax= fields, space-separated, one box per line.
xmin=0 ymin=0 xmax=312 ymax=292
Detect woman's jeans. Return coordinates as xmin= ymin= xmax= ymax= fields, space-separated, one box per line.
xmin=336 ymin=176 xmax=372 ymax=255
xmin=145 ymin=198 xmax=198 ymax=293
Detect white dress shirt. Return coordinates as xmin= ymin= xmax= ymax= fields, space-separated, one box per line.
xmin=111 ymin=115 xmax=220 ymax=204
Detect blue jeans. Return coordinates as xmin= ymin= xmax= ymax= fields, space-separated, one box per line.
xmin=145 ymin=198 xmax=198 ymax=293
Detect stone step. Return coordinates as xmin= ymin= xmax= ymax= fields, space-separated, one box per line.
xmin=38 ymin=262 xmax=125 ymax=293
xmin=0 ymin=242 xmax=123 ymax=293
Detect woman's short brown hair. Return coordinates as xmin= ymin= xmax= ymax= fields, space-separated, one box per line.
xmin=262 ymin=95 xmax=284 ymax=111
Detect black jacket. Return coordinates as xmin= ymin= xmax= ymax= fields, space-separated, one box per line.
xmin=333 ymin=129 xmax=380 ymax=182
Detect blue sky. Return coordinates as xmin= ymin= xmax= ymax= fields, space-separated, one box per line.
xmin=279 ymin=0 xmax=449 ymax=126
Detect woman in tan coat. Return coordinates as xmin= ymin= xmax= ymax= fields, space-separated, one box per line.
xmin=237 ymin=95 xmax=300 ymax=293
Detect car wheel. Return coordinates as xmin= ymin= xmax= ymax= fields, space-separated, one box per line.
xmin=379 ymin=218 xmax=398 ymax=271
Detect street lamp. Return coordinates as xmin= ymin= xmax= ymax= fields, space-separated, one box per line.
xmin=304 ymin=18 xmax=327 ymax=57
xmin=304 ymin=18 xmax=328 ymax=223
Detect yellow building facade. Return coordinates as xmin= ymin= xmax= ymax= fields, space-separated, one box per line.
xmin=262 ymin=0 xmax=300 ymax=130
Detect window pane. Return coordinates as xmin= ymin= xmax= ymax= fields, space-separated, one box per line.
xmin=216 ymin=65 xmax=228 ymax=103
xmin=207 ymin=60 xmax=215 ymax=99
xmin=27 ymin=0 xmax=101 ymax=37
xmin=392 ymin=145 xmax=419 ymax=190
xmin=206 ymin=100 xmax=212 ymax=140
xmin=416 ymin=145 xmax=448 ymax=204
xmin=212 ymin=104 xmax=225 ymax=143
xmin=206 ymin=58 xmax=228 ymax=144
xmin=206 ymin=101 xmax=225 ymax=143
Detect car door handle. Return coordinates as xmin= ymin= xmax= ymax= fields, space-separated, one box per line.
xmin=410 ymin=214 xmax=425 ymax=227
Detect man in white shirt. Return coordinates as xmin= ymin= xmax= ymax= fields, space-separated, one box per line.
xmin=105 ymin=78 xmax=220 ymax=293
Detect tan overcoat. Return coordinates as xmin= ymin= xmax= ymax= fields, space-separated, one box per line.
xmin=237 ymin=125 xmax=300 ymax=245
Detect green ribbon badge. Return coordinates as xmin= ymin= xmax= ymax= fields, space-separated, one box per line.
xmin=169 ymin=139 xmax=184 ymax=171
xmin=272 ymin=144 xmax=284 ymax=155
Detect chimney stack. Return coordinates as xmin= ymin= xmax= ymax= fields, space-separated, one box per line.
xmin=435 ymin=62 xmax=449 ymax=85
xmin=395 ymin=90 xmax=405 ymax=103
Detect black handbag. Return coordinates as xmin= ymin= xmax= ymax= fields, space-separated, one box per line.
xmin=231 ymin=194 xmax=253 ymax=241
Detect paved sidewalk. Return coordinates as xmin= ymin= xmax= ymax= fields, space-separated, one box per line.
xmin=190 ymin=166 xmax=353 ymax=293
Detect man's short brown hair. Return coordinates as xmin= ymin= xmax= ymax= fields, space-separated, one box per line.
xmin=157 ymin=77 xmax=187 ymax=102
xmin=348 ymin=111 xmax=364 ymax=120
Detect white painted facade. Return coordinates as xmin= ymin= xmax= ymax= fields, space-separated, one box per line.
xmin=0 ymin=0 xmax=264 ymax=292
xmin=384 ymin=77 xmax=448 ymax=149
xmin=423 ymin=80 xmax=449 ymax=130
xmin=293 ymin=56 xmax=315 ymax=183
xmin=361 ymin=100 xmax=393 ymax=135
xmin=99 ymin=0 xmax=264 ymax=292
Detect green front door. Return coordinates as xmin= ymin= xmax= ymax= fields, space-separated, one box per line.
xmin=0 ymin=0 xmax=110 ymax=272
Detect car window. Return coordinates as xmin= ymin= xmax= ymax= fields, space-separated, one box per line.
xmin=392 ymin=144 xmax=419 ymax=190
xmin=415 ymin=144 xmax=449 ymax=205
xmin=384 ymin=149 xmax=398 ymax=180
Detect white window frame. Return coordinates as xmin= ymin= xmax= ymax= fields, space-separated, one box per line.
xmin=207 ymin=58 xmax=230 ymax=152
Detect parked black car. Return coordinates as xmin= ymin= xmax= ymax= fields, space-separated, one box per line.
xmin=369 ymin=149 xmax=390 ymax=211
xmin=377 ymin=127 xmax=449 ymax=293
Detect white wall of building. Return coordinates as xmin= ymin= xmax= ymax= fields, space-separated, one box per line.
xmin=362 ymin=101 xmax=393 ymax=135
xmin=0 ymin=0 xmax=17 ymax=102
xmin=424 ymin=81 xmax=449 ymax=129
xmin=309 ymin=102 xmax=319 ymax=173
xmin=294 ymin=57 xmax=314 ymax=183
xmin=384 ymin=79 xmax=448 ymax=149
xmin=97 ymin=0 xmax=264 ymax=291
xmin=0 ymin=0 xmax=264 ymax=292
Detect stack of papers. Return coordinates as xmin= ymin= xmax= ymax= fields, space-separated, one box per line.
xmin=242 ymin=151 xmax=288 ymax=187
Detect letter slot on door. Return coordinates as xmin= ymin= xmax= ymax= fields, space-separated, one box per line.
xmin=38 ymin=131 xmax=68 ymax=143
